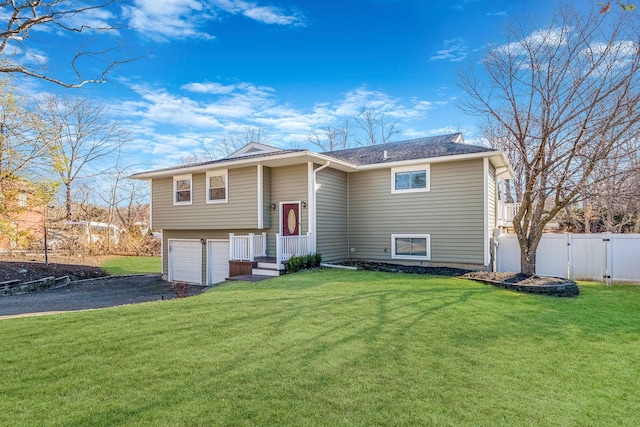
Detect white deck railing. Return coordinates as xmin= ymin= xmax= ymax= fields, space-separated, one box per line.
xmin=229 ymin=232 xmax=267 ymax=261
xmin=498 ymin=202 xmax=521 ymax=226
xmin=276 ymin=232 xmax=312 ymax=268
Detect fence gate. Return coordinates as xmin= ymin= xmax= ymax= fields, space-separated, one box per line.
xmin=496 ymin=233 xmax=640 ymax=283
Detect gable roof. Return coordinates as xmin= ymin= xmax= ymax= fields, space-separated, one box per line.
xmin=130 ymin=133 xmax=513 ymax=179
xmin=225 ymin=142 xmax=285 ymax=159
xmin=321 ymin=133 xmax=493 ymax=165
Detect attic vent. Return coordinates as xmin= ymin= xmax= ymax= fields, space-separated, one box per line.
xmin=383 ymin=150 xmax=388 ymax=160
xmin=245 ymin=148 xmax=261 ymax=153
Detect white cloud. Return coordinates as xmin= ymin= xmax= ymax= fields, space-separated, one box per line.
xmin=124 ymin=0 xmax=305 ymax=41
xmin=495 ymin=27 xmax=571 ymax=57
xmin=115 ymin=81 xmax=447 ymax=167
xmin=182 ymin=82 xmax=236 ymax=94
xmin=431 ymin=38 xmax=468 ymax=62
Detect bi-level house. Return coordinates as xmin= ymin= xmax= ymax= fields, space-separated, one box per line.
xmin=130 ymin=133 xmax=515 ymax=285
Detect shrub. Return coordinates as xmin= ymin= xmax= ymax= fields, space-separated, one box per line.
xmin=170 ymin=281 xmax=192 ymax=298
xmin=285 ymin=253 xmax=322 ymax=273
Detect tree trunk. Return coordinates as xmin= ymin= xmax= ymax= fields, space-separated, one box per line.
xmin=520 ymin=248 xmax=536 ymax=276
xmin=65 ymin=183 xmax=72 ymax=221
xmin=519 ymin=231 xmax=543 ymax=276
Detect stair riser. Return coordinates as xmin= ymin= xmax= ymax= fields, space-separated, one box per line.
xmin=252 ymin=269 xmax=280 ymax=277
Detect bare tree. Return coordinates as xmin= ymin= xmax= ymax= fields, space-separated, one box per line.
xmin=308 ymin=120 xmax=351 ymax=152
xmin=459 ymin=3 xmax=640 ymax=274
xmin=0 ymin=1 xmax=135 ymax=88
xmin=44 ymin=96 xmax=128 ymax=220
xmin=354 ymin=109 xmax=400 ymax=146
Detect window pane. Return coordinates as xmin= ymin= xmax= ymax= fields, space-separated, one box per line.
xmin=410 ymin=238 xmax=427 ymax=256
xmin=411 ymin=171 xmax=426 ymax=189
xmin=395 ymin=238 xmax=412 ymax=255
xmin=209 ymin=187 xmax=226 ymax=200
xmin=395 ymin=172 xmax=411 ymax=190
xmin=209 ymin=175 xmax=225 ymax=188
xmin=176 ymin=179 xmax=190 ymax=191
xmin=176 ymin=190 xmax=191 ymax=202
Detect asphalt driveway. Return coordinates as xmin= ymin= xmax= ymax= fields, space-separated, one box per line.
xmin=0 ymin=275 xmax=201 ymax=319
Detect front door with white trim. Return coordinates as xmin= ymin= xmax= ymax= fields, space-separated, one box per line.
xmin=282 ymin=202 xmax=300 ymax=236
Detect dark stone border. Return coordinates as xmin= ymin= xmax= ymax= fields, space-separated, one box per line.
xmin=468 ymin=277 xmax=580 ymax=297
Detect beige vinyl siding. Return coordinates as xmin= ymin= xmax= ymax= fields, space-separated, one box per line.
xmin=267 ymin=163 xmax=309 ymax=256
xmin=316 ymin=167 xmax=348 ymax=261
xmin=162 ymin=229 xmax=264 ymax=282
xmin=262 ymin=166 xmax=271 ymax=229
xmin=348 ymin=159 xmax=486 ymax=265
xmin=152 ymin=166 xmax=258 ymax=230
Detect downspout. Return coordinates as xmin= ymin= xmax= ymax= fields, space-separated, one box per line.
xmin=312 ymin=161 xmax=331 ymax=253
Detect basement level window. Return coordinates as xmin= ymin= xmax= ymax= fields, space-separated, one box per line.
xmin=391 ymin=234 xmax=431 ymax=260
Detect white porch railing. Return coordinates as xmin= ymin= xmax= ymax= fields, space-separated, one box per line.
xmin=276 ymin=232 xmax=312 ymax=268
xmin=498 ymin=202 xmax=521 ymax=226
xmin=229 ymin=232 xmax=267 ymax=261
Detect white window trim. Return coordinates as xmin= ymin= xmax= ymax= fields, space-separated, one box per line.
xmin=391 ymin=164 xmax=430 ymax=194
xmin=206 ymin=170 xmax=228 ymax=204
xmin=173 ymin=174 xmax=192 ymax=205
xmin=391 ymin=234 xmax=431 ymax=260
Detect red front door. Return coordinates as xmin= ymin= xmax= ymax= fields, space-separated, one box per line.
xmin=282 ymin=203 xmax=300 ymax=236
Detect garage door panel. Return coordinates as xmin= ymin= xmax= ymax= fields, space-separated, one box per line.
xmin=208 ymin=240 xmax=229 ymax=285
xmin=169 ymin=240 xmax=202 ymax=284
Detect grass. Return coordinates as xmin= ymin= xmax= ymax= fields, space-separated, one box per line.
xmin=1 ymin=269 xmax=639 ymax=426
xmin=99 ymin=256 xmax=161 ymax=275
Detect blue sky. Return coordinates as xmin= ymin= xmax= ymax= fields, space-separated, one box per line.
xmin=11 ymin=0 xmax=562 ymax=171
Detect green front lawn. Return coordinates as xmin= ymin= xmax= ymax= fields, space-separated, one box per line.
xmin=1 ymin=270 xmax=639 ymax=426
xmin=100 ymin=256 xmax=161 ymax=275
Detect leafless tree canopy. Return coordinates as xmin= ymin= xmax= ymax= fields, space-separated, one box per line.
xmin=0 ymin=0 xmax=133 ymax=87
xmin=43 ymin=95 xmax=128 ymax=220
xmin=459 ymin=4 xmax=640 ymax=274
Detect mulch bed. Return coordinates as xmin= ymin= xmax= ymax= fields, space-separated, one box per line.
xmin=344 ymin=260 xmax=580 ymax=297
xmin=0 ymin=257 xmax=109 ymax=283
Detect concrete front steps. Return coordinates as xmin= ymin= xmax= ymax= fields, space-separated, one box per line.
xmin=252 ymin=261 xmax=281 ymax=277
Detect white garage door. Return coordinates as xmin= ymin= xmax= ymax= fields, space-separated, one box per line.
xmin=208 ymin=240 xmax=230 ymax=285
xmin=169 ymin=240 xmax=202 ymax=284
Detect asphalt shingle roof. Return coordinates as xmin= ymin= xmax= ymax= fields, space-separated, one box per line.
xmin=321 ymin=133 xmax=494 ymax=165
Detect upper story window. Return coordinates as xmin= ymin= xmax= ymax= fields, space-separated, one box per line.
xmin=391 ymin=164 xmax=430 ymax=194
xmin=206 ymin=170 xmax=228 ymax=203
xmin=173 ymin=174 xmax=192 ymax=205
xmin=391 ymin=234 xmax=431 ymax=260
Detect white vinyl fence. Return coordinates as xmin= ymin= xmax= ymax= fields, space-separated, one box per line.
xmin=496 ymin=233 xmax=640 ymax=283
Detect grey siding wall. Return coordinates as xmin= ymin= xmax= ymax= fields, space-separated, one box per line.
xmin=152 ymin=166 xmax=258 ymax=230
xmin=348 ymin=159 xmax=486 ymax=265
xmin=316 ymin=167 xmax=348 ymax=262
xmin=267 ymin=163 xmax=309 ymax=256
xmin=262 ymin=166 xmax=271 ymax=229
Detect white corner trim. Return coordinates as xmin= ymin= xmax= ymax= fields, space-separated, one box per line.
xmin=483 ymin=158 xmax=489 ymax=267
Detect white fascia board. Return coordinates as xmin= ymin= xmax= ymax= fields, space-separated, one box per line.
xmin=129 ymin=151 xmax=358 ymax=180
